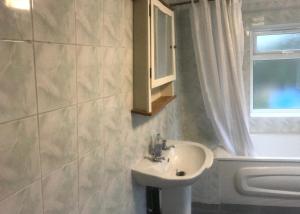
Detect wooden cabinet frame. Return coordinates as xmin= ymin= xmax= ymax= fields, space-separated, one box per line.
xmin=132 ymin=0 xmax=176 ymax=116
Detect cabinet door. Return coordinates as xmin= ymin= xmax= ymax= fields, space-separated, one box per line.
xmin=151 ymin=0 xmax=176 ymax=89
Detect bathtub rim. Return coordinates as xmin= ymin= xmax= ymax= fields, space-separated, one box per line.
xmin=213 ymin=146 xmax=300 ymax=162
xmin=215 ymin=156 xmax=300 ymax=162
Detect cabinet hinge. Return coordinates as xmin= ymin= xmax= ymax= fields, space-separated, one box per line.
xmin=150 ymin=68 xmax=152 ymax=78
xmin=149 ymin=4 xmax=151 ymax=17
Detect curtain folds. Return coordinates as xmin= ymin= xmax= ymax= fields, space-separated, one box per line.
xmin=190 ymin=0 xmax=254 ymax=155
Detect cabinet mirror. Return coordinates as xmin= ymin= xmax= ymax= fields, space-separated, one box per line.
xmin=151 ymin=0 xmax=176 ymax=88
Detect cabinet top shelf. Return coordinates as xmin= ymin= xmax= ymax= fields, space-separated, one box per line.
xmin=132 ymin=96 xmax=176 ymax=116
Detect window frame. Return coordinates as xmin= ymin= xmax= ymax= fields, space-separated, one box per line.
xmin=250 ymin=25 xmax=300 ymax=117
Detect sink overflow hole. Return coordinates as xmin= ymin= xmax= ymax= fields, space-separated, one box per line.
xmin=176 ymin=170 xmax=186 ymax=176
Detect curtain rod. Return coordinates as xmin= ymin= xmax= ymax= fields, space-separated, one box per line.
xmin=170 ymin=0 xmax=214 ymax=7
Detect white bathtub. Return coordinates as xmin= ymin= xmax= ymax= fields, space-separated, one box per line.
xmin=213 ymin=140 xmax=300 ymax=207
xmin=250 ymin=134 xmax=300 ymax=158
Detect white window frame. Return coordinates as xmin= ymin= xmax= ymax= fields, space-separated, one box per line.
xmin=250 ymin=25 xmax=300 ymax=117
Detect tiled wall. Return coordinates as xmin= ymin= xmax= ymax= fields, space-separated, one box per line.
xmin=0 ymin=0 xmax=180 ymax=213
xmin=166 ymin=1 xmax=218 ymax=147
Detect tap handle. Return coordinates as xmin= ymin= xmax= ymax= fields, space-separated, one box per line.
xmin=162 ymin=140 xmax=175 ymax=150
xmin=156 ymin=133 xmax=161 ymax=143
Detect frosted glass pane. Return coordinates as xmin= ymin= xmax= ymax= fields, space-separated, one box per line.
xmin=253 ymin=58 xmax=300 ymax=109
xmin=256 ymin=33 xmax=300 ymax=53
xmin=154 ymin=6 xmax=173 ymax=79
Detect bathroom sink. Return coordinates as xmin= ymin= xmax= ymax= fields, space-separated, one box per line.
xmin=132 ymin=140 xmax=214 ymax=188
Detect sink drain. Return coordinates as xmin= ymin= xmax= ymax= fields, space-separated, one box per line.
xmin=176 ymin=170 xmax=186 ymax=176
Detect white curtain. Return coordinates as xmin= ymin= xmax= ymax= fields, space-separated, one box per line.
xmin=190 ymin=0 xmax=254 ymax=155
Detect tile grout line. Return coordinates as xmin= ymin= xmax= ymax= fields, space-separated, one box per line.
xmin=74 ymin=0 xmax=80 ymax=212
xmin=0 ymin=177 xmax=42 ymax=204
xmin=99 ymin=1 xmax=108 ymax=212
xmin=29 ymin=0 xmax=45 ymax=214
xmin=40 ymin=159 xmax=78 ymax=180
xmin=0 ymin=159 xmax=77 ymax=205
xmin=0 ymin=38 xmax=120 ymax=48
xmin=0 ymin=159 xmax=78 ymax=206
xmin=37 ymin=104 xmax=77 ymax=115
xmin=101 ymin=0 xmax=105 ymax=163
xmin=0 ymin=94 xmax=117 ymax=126
xmin=0 ymin=113 xmax=37 ymax=125
xmin=100 ymin=1 xmax=107 ymax=212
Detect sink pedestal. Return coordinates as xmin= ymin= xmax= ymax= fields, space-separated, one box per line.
xmin=132 ymin=140 xmax=214 ymax=214
xmin=161 ymin=185 xmax=191 ymax=214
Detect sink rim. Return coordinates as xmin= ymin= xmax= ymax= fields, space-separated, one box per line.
xmin=132 ymin=140 xmax=214 ymax=187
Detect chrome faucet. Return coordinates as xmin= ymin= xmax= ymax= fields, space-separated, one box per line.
xmin=161 ymin=139 xmax=175 ymax=151
xmin=147 ymin=133 xmax=175 ymax=162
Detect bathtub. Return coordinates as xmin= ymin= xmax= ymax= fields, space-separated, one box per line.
xmin=211 ymin=135 xmax=300 ymax=207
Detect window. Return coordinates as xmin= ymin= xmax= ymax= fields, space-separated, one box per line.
xmin=251 ymin=27 xmax=300 ymax=117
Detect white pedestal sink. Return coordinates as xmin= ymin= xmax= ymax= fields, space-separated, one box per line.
xmin=132 ymin=140 xmax=214 ymax=214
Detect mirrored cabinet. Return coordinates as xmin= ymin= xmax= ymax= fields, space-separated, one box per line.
xmin=132 ymin=0 xmax=176 ymax=116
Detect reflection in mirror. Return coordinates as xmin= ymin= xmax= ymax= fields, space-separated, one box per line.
xmin=154 ymin=6 xmax=173 ymax=79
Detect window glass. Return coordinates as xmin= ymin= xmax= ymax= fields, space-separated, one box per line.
xmin=154 ymin=6 xmax=173 ymax=79
xmin=253 ymin=58 xmax=300 ymax=109
xmin=256 ymin=33 xmax=300 ymax=53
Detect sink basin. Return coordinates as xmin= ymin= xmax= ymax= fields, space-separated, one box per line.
xmin=132 ymin=140 xmax=214 ymax=188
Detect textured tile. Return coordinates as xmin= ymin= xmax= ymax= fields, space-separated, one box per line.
xmin=103 ymin=0 xmax=122 ymax=46
xmin=42 ymin=162 xmax=78 ymax=214
xmin=102 ymin=47 xmax=121 ymax=97
xmin=33 ymin=0 xmax=76 ymax=43
xmin=103 ymin=205 xmax=123 ymax=214
xmin=121 ymin=123 xmax=139 ymax=168
xmin=103 ymin=0 xmax=121 ymax=15
xmin=39 ymin=106 xmax=77 ymax=175
xmin=35 ymin=43 xmax=76 ymax=112
xmin=120 ymin=167 xmax=135 ymax=208
xmin=120 ymin=17 xmax=132 ymax=49
xmin=103 ymin=96 xmax=121 ymax=147
xmin=120 ymin=0 xmax=133 ymax=48
xmin=0 ymin=41 xmax=36 ymax=123
xmin=192 ymin=162 xmax=220 ymax=204
xmin=170 ymin=4 xmax=218 ymax=146
xmin=220 ymin=204 xmax=260 ymax=214
xmin=130 ymin=182 xmax=147 ymax=214
xmin=76 ymin=0 xmax=102 ymax=45
xmin=78 ymin=147 xmax=104 ymax=214
xmin=78 ymin=99 xmax=103 ymax=156
xmin=103 ymin=14 xmax=121 ymax=47
xmin=102 ymin=95 xmax=125 ymax=214
xmin=193 ymin=211 xmax=219 ymax=214
xmin=0 ymin=117 xmax=40 ymax=201
xmin=192 ymin=202 xmax=220 ymax=213
xmin=0 ymin=181 xmax=42 ymax=214
xmin=260 ymin=206 xmax=300 ymax=214
xmin=104 ymin=134 xmax=123 ymax=172
xmin=243 ymin=0 xmax=300 ymax=12
xmin=0 ymin=0 xmax=32 ymax=40
xmin=77 ymin=46 xmax=102 ymax=102
xmin=120 ymin=48 xmax=133 ymax=93
xmin=102 ymin=171 xmax=127 ymax=213
xmin=123 ymin=0 xmax=132 ymax=21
